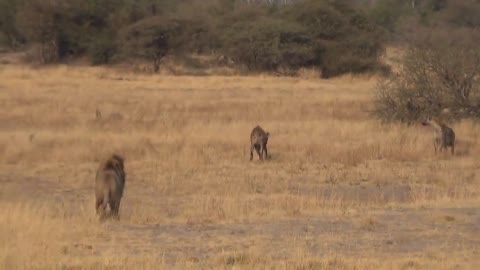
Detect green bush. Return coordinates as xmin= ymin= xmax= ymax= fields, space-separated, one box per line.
xmin=121 ymin=16 xmax=183 ymax=72
xmin=0 ymin=0 xmax=24 ymax=48
xmin=2 ymin=0 xmax=388 ymax=77
xmin=283 ymin=0 xmax=386 ymax=77
xmin=88 ymin=33 xmax=117 ymax=65
xmin=221 ymin=17 xmax=312 ymax=71
xmin=14 ymin=0 xmax=121 ymax=63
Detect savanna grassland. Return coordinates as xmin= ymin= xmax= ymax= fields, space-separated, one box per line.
xmin=0 ymin=64 xmax=479 ymax=269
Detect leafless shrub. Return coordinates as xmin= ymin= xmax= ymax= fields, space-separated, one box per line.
xmin=374 ymin=27 xmax=480 ymax=123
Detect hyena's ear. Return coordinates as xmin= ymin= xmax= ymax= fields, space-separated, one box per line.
xmin=266 ymin=132 xmax=270 ymax=137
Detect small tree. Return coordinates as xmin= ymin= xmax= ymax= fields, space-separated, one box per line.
xmin=374 ymin=27 xmax=480 ymax=123
xmin=88 ymin=32 xmax=117 ymax=65
xmin=121 ymin=16 xmax=181 ymax=72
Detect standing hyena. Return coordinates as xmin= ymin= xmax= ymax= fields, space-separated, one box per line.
xmin=250 ymin=125 xmax=270 ymax=161
xmin=95 ymin=154 xmax=126 ymax=220
xmin=422 ymin=117 xmax=455 ymax=155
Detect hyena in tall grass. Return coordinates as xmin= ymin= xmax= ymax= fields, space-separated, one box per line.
xmin=422 ymin=117 xmax=455 ymax=155
xmin=250 ymin=125 xmax=270 ymax=161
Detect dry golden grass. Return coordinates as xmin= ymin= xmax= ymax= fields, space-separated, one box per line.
xmin=0 ymin=65 xmax=479 ymax=269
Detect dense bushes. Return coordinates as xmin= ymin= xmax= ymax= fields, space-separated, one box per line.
xmin=2 ymin=0 xmax=478 ymax=77
xmin=364 ymin=0 xmax=480 ymax=37
xmin=0 ymin=0 xmax=389 ymax=77
xmin=221 ymin=17 xmax=312 ymax=71
xmin=0 ymin=0 xmax=24 ymax=48
xmin=218 ymin=0 xmax=386 ymax=77
xmin=121 ymin=16 xmax=180 ymax=72
xmin=284 ymin=1 xmax=385 ymax=77
xmin=12 ymin=0 xmax=123 ymax=63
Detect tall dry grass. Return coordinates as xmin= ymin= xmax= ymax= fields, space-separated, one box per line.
xmin=0 ymin=65 xmax=479 ymax=269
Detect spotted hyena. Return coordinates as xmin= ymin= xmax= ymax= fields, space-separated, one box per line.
xmin=95 ymin=154 xmax=126 ymax=220
xmin=250 ymin=125 xmax=270 ymax=161
xmin=422 ymin=116 xmax=455 ymax=155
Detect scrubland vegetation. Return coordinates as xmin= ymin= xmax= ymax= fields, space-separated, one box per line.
xmin=2 ymin=0 xmax=480 ymax=120
xmin=1 ymin=64 xmax=479 ymax=269
xmin=1 ymin=0 xmax=480 ymax=269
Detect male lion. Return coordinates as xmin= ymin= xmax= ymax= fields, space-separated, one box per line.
xmin=95 ymin=154 xmax=126 ymax=220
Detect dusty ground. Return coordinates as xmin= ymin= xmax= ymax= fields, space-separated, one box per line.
xmin=0 ymin=65 xmax=479 ymax=269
